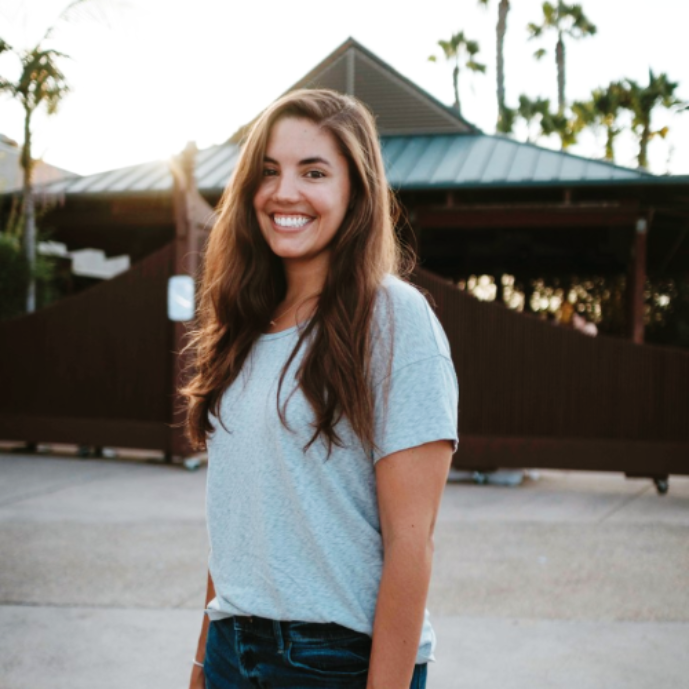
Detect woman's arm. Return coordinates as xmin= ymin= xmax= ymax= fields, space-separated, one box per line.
xmin=189 ymin=569 xmax=216 ymax=689
xmin=367 ymin=439 xmax=453 ymax=689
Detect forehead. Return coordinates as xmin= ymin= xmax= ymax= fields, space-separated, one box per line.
xmin=265 ymin=117 xmax=345 ymax=162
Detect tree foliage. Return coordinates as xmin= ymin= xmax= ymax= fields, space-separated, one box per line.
xmin=527 ymin=1 xmax=597 ymax=114
xmin=621 ymin=71 xmax=682 ymax=169
xmin=429 ymin=31 xmax=486 ymax=115
xmin=572 ymin=82 xmax=626 ymax=161
xmin=513 ymin=95 xmax=551 ymax=143
xmin=0 ymin=0 xmax=108 ymax=312
xmin=0 ymin=233 xmax=30 ymax=321
xmin=509 ymin=95 xmax=579 ymax=149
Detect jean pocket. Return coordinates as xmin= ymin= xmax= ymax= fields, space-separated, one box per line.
xmin=285 ymin=633 xmax=371 ymax=677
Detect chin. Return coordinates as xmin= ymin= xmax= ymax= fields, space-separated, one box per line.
xmin=268 ymin=240 xmax=312 ymax=258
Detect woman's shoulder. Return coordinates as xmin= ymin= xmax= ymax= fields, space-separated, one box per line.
xmin=379 ymin=272 xmax=425 ymax=300
xmin=372 ymin=273 xmax=452 ymax=367
xmin=376 ymin=274 xmax=432 ymax=320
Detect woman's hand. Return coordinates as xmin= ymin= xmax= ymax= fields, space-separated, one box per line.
xmin=189 ymin=569 xmax=215 ymax=689
xmin=189 ymin=663 xmax=205 ymax=689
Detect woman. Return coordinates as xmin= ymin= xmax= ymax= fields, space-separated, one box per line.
xmin=184 ymin=89 xmax=459 ymax=689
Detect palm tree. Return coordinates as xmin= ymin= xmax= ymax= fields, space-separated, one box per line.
xmin=527 ymin=1 xmax=597 ymax=114
xmin=540 ymin=109 xmax=578 ymax=150
xmin=513 ymin=95 xmax=578 ymax=149
xmin=0 ymin=46 xmax=70 ymax=311
xmin=0 ymin=0 xmax=106 ymax=312
xmin=514 ymin=95 xmax=551 ymax=143
xmin=429 ymin=32 xmax=486 ymax=116
xmin=478 ymin=0 xmax=512 ymax=132
xmin=620 ymin=71 xmax=683 ymax=169
xmin=572 ymin=82 xmax=626 ymax=161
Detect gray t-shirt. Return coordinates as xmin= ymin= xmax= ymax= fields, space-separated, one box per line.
xmin=205 ymin=274 xmax=459 ymax=664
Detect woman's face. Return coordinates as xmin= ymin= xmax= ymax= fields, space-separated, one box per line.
xmin=253 ymin=117 xmax=351 ymax=273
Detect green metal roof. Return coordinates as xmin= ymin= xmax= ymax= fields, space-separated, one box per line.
xmin=381 ymin=134 xmax=653 ymax=190
xmin=33 ymin=132 xmax=668 ymax=198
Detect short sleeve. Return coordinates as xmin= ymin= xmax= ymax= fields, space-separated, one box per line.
xmin=372 ymin=354 xmax=459 ymax=464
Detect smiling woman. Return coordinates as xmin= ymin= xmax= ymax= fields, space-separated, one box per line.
xmin=253 ymin=117 xmax=351 ymax=296
xmin=182 ymin=89 xmax=459 ymax=689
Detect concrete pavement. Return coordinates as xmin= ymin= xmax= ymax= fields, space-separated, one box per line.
xmin=0 ymin=450 xmax=688 ymax=688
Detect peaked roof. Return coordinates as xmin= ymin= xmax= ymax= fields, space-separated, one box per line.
xmin=27 ymin=39 xmax=671 ymax=198
xmin=229 ymin=37 xmax=478 ymax=143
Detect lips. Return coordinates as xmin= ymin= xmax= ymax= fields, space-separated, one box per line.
xmin=272 ymin=213 xmax=313 ymax=229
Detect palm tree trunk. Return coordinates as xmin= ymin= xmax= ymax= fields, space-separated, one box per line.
xmin=605 ymin=127 xmax=615 ymax=161
xmin=22 ymin=107 xmax=36 ymax=313
xmin=453 ymin=62 xmax=461 ymax=114
xmin=639 ymin=120 xmax=650 ymax=169
xmin=556 ymin=33 xmax=565 ymax=114
xmin=495 ymin=0 xmax=509 ymax=130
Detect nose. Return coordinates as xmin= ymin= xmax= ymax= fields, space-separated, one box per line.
xmin=273 ymin=171 xmax=301 ymax=203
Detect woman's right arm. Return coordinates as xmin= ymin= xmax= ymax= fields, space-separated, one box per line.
xmin=189 ymin=569 xmax=216 ymax=689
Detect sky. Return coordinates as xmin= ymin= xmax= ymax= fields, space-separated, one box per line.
xmin=1 ymin=0 xmax=688 ymax=177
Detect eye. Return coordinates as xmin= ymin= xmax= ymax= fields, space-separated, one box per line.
xmin=305 ymin=170 xmax=326 ymax=179
xmin=262 ymin=168 xmax=278 ymax=177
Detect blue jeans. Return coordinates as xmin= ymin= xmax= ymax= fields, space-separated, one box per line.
xmin=204 ymin=615 xmax=428 ymax=688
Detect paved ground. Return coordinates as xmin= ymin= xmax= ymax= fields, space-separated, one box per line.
xmin=1 ymin=449 xmax=688 ymax=689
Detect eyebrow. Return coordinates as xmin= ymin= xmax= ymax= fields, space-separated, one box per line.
xmin=263 ymin=155 xmax=332 ymax=167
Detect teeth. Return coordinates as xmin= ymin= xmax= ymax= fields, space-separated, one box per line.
xmin=274 ymin=215 xmax=311 ymax=228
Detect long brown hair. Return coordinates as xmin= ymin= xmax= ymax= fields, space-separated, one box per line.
xmin=183 ymin=89 xmax=412 ymax=455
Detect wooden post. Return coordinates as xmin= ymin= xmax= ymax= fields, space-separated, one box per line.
xmin=169 ymin=147 xmax=193 ymax=460
xmin=627 ymin=217 xmax=648 ymax=344
xmin=494 ymin=272 xmax=504 ymax=305
xmin=168 ymin=143 xmax=216 ymax=459
xmin=171 ymin=142 xmax=198 ymax=277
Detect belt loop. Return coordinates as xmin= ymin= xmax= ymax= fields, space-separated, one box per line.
xmin=273 ymin=619 xmax=285 ymax=654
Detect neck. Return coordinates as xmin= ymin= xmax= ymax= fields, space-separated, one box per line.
xmin=281 ymin=253 xmax=330 ymax=303
xmin=266 ymin=254 xmax=329 ymax=332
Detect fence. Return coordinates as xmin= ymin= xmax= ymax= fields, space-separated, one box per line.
xmin=413 ymin=268 xmax=689 ymax=479
xmin=2 ymin=255 xmax=687 ymax=477
xmin=0 ymin=241 xmax=186 ymax=455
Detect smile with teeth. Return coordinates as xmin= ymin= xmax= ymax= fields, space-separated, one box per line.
xmin=273 ymin=214 xmax=313 ymax=229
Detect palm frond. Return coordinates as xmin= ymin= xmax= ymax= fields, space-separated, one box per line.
xmin=42 ymin=0 xmax=114 ymax=43
xmin=542 ymin=2 xmax=557 ymax=25
xmin=467 ymin=60 xmax=487 ymax=74
xmin=527 ymin=22 xmax=543 ymax=38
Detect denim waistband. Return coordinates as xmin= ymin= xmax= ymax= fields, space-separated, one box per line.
xmin=227 ymin=614 xmax=369 ymax=643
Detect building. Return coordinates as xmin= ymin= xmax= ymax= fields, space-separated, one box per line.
xmin=1 ymin=39 xmax=687 ymax=481
xmin=25 ymin=38 xmax=689 ymax=347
